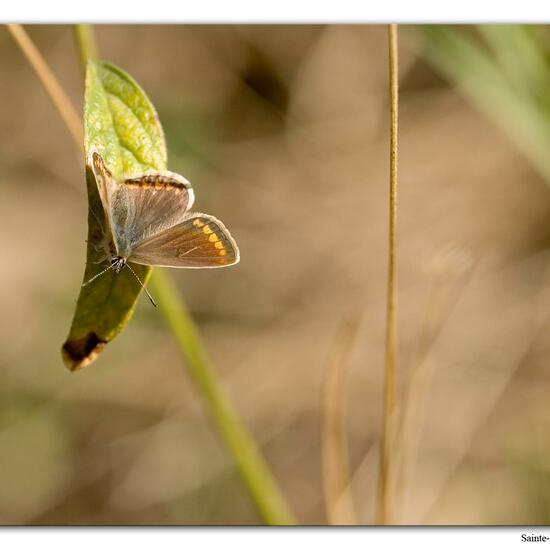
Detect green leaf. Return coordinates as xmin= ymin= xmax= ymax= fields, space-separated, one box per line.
xmin=62 ymin=60 xmax=167 ymax=371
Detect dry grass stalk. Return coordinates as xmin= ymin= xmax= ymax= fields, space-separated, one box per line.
xmin=376 ymin=23 xmax=399 ymax=525
xmin=321 ymin=313 xmax=361 ymax=525
xmin=6 ymin=24 xmax=83 ymax=151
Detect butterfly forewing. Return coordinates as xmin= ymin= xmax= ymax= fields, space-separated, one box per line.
xmin=89 ymin=149 xmax=118 ymax=246
xmin=111 ymin=172 xmax=194 ymax=258
xmin=129 ymin=213 xmax=239 ymax=268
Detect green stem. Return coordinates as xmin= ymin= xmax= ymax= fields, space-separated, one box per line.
xmin=74 ymin=25 xmax=99 ymax=73
xmin=73 ymin=24 xmax=296 ymax=525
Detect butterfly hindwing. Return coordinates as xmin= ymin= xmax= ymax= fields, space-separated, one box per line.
xmin=129 ymin=213 xmax=240 ymax=268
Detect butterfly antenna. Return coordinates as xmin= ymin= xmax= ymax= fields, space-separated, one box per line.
xmin=82 ymin=262 xmax=115 ymax=287
xmin=125 ymin=262 xmax=158 ymax=308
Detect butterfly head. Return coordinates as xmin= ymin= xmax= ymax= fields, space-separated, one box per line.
xmin=111 ymin=256 xmax=127 ymax=274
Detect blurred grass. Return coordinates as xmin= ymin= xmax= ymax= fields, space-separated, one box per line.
xmin=421 ymin=25 xmax=550 ymax=184
xmin=321 ymin=313 xmax=360 ymax=524
xmin=414 ymin=24 xmax=550 ymax=524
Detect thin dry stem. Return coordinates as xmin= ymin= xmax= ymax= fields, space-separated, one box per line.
xmin=321 ymin=313 xmax=361 ymax=525
xmin=376 ymin=23 xmax=399 ymax=525
xmin=6 ymin=24 xmax=83 ymax=151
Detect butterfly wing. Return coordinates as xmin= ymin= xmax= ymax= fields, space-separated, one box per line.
xmin=110 ymin=171 xmax=195 ymax=258
xmin=88 ymin=149 xmax=118 ymax=248
xmin=128 ymin=213 xmax=240 ymax=268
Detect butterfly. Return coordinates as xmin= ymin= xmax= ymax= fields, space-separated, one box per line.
xmin=83 ymin=148 xmax=240 ymax=306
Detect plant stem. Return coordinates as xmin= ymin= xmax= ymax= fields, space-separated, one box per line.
xmin=71 ymin=25 xmax=296 ymax=524
xmin=6 ymin=24 xmax=83 ymax=152
xmin=376 ymin=23 xmax=399 ymax=525
xmin=74 ymin=24 xmax=99 ymax=74
xmin=321 ymin=314 xmax=360 ymax=525
xmin=149 ymin=270 xmax=296 ymax=524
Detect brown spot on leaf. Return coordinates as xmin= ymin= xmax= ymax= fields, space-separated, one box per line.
xmin=62 ymin=332 xmax=107 ymax=371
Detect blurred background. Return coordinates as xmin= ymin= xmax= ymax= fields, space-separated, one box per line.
xmin=0 ymin=24 xmax=549 ymax=525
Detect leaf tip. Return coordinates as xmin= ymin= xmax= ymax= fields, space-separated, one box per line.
xmin=61 ymin=332 xmax=107 ymax=371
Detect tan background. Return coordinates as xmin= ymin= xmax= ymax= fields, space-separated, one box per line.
xmin=0 ymin=25 xmax=549 ymax=524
